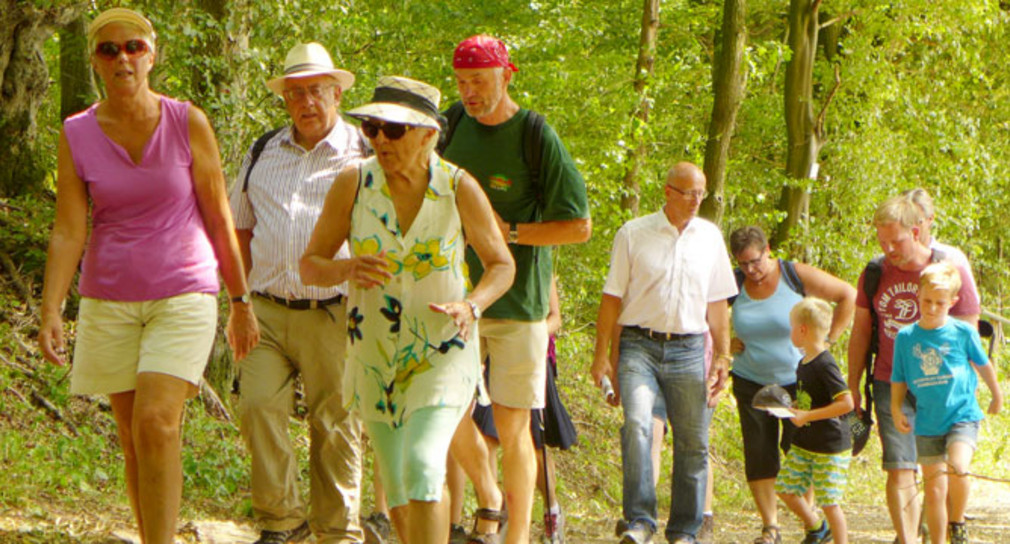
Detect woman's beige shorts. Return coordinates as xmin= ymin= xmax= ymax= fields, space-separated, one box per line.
xmin=71 ymin=293 xmax=218 ymax=395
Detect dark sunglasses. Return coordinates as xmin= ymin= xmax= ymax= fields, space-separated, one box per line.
xmin=95 ymin=40 xmax=149 ymax=61
xmin=360 ymin=119 xmax=411 ymax=141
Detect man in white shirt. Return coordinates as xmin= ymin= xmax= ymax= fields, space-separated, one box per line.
xmin=229 ymin=43 xmax=368 ymax=544
xmin=592 ymin=162 xmax=736 ymax=544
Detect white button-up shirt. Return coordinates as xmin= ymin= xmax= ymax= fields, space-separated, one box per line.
xmin=229 ymin=117 xmax=367 ymax=300
xmin=603 ymin=211 xmax=737 ymax=334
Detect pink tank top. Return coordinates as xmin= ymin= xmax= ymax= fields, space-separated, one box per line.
xmin=64 ymin=97 xmax=219 ymax=301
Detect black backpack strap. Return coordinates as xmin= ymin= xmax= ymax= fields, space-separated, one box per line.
xmin=780 ymin=259 xmax=806 ymax=296
xmin=522 ymin=110 xmax=546 ymax=194
xmin=728 ymin=268 xmax=745 ymax=306
xmin=861 ymin=255 xmax=885 ymax=412
xmin=436 ymin=101 xmax=466 ymax=155
xmin=242 ymin=127 xmax=285 ymax=192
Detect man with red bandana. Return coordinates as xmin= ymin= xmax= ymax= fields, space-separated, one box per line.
xmin=442 ymin=35 xmax=591 ymax=544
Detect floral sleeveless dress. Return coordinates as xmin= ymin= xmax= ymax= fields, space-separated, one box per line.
xmin=345 ymin=154 xmax=479 ymax=428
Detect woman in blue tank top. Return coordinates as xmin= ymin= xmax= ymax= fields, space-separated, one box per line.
xmin=728 ymin=226 xmax=856 ymax=544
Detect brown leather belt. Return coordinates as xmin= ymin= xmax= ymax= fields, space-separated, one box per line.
xmin=627 ymin=325 xmax=696 ymax=342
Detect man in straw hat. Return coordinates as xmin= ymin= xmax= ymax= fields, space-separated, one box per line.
xmin=229 ymin=42 xmax=368 ymax=544
xmin=440 ymin=34 xmax=591 ymax=544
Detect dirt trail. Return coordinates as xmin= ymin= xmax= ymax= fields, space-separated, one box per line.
xmin=3 ymin=480 xmax=1009 ymax=543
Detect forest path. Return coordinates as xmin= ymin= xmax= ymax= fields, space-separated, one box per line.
xmin=3 ymin=478 xmax=1010 ymax=543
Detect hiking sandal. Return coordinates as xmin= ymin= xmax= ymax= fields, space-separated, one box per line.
xmin=467 ymin=507 xmax=508 ymax=544
xmin=753 ymin=525 xmax=781 ymax=544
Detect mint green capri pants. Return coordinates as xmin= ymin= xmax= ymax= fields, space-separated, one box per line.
xmin=365 ymin=403 xmax=469 ymax=508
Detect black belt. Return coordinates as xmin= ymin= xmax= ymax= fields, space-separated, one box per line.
xmin=253 ymin=292 xmax=344 ymax=310
xmin=627 ymin=325 xmax=696 ymax=342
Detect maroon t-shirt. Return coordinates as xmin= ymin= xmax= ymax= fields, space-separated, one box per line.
xmin=855 ymin=252 xmax=980 ymax=382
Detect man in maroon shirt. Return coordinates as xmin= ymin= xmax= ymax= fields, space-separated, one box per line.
xmin=847 ymin=194 xmax=980 ymax=544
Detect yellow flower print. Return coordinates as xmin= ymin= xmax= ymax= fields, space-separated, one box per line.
xmin=402 ymin=238 xmax=449 ymax=280
xmin=352 ymin=236 xmax=403 ymax=277
xmin=352 ymin=236 xmax=381 ymax=256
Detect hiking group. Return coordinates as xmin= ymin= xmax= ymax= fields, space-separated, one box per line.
xmin=36 ymin=7 xmax=1002 ymax=544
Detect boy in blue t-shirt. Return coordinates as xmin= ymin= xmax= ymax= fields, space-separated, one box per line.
xmin=891 ymin=262 xmax=1003 ymax=544
xmin=776 ymin=297 xmax=854 ymax=544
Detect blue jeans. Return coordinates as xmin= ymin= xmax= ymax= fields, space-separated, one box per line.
xmin=618 ymin=329 xmax=711 ymax=539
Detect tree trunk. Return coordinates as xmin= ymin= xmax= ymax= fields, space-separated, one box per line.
xmin=699 ymin=0 xmax=748 ymax=225
xmin=192 ymin=0 xmax=229 ymax=103
xmin=191 ymin=0 xmax=252 ymax=176
xmin=620 ymin=0 xmax=660 ymax=216
xmin=772 ymin=0 xmax=821 ymax=250
xmin=191 ymin=0 xmax=253 ymax=407
xmin=0 ymin=1 xmax=88 ymax=197
xmin=59 ymin=15 xmax=96 ymax=121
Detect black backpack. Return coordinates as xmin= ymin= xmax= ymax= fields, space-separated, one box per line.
xmin=436 ymin=101 xmax=547 ymax=198
xmin=728 ymin=259 xmax=805 ymax=306
xmin=240 ymin=127 xmax=286 ymax=192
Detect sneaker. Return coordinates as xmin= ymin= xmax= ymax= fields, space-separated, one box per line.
xmin=949 ymin=521 xmax=968 ymax=544
xmin=363 ymin=512 xmax=392 ymax=544
xmin=801 ymin=520 xmax=832 ymax=544
xmin=450 ymin=523 xmax=468 ymax=544
xmin=697 ymin=514 xmax=714 ymax=544
xmin=542 ymin=509 xmax=565 ymax=543
xmin=254 ymin=521 xmax=310 ymax=544
xmin=619 ymin=521 xmax=655 ymax=544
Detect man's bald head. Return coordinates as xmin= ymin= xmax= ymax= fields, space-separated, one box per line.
xmin=668 ymin=162 xmax=706 ymax=186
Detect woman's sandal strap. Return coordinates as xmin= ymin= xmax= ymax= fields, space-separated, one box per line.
xmin=753 ymin=525 xmax=780 ymax=544
xmin=474 ymin=507 xmax=508 ymax=523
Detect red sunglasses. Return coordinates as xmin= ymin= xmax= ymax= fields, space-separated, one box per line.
xmin=94 ymin=40 xmax=150 ymax=61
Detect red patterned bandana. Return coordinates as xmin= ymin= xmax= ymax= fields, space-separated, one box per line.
xmin=453 ymin=35 xmax=518 ymax=72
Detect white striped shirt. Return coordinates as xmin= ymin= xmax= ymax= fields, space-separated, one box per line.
xmin=229 ymin=116 xmax=368 ymax=300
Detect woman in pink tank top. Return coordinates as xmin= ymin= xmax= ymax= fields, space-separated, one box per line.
xmin=36 ymin=8 xmax=259 ymax=544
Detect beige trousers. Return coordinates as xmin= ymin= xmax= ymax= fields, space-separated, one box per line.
xmin=238 ymin=296 xmax=363 ymax=543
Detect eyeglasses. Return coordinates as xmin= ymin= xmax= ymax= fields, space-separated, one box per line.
xmin=669 ymin=185 xmax=709 ymax=200
xmin=360 ymin=120 xmax=412 ymax=141
xmin=95 ymin=40 xmax=149 ymax=61
xmin=282 ymin=84 xmax=335 ymax=102
xmin=737 ymin=249 xmax=767 ymax=269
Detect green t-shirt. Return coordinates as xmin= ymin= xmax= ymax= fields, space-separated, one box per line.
xmin=444 ymin=109 xmax=589 ymax=321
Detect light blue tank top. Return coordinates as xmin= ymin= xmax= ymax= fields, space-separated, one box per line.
xmin=731 ymin=263 xmax=803 ymax=385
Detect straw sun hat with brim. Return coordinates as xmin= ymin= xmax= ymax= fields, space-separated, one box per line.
xmin=265 ymin=42 xmax=355 ymax=95
xmin=347 ymin=76 xmax=442 ymax=130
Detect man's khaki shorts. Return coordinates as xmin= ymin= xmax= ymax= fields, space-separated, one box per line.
xmin=481 ymin=318 xmax=548 ymax=409
xmin=71 ymin=293 xmax=217 ymax=395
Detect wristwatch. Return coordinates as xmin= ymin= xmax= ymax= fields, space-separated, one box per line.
xmin=465 ymin=299 xmax=481 ymax=320
xmin=507 ymin=223 xmax=519 ymax=244
xmin=231 ymin=293 xmax=251 ymax=304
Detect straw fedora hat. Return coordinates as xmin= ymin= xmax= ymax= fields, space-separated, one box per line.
xmin=266 ymin=42 xmax=354 ymax=95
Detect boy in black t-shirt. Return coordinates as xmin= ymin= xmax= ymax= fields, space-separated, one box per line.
xmin=776 ymin=297 xmax=855 ymax=544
